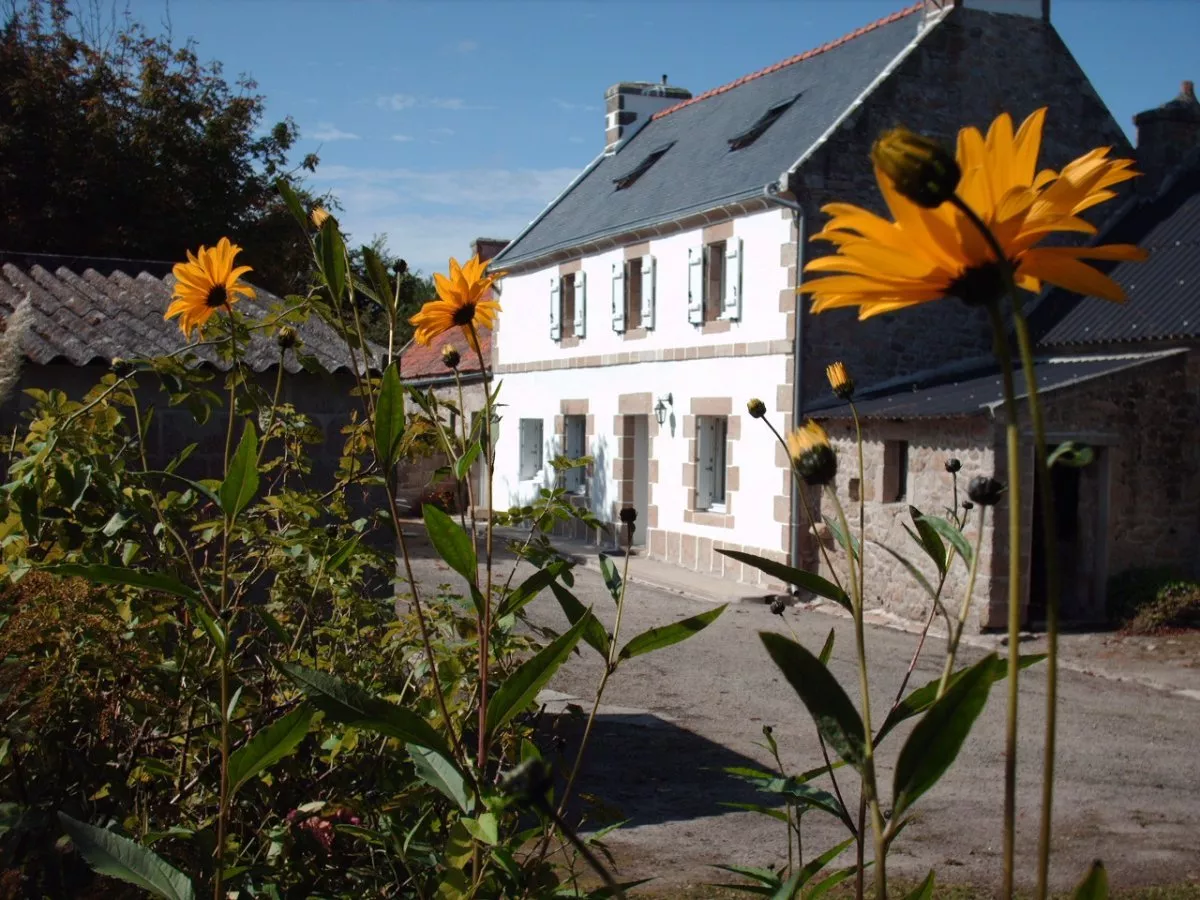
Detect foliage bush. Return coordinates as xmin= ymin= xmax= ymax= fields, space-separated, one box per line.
xmin=1106 ymin=567 xmax=1200 ymax=632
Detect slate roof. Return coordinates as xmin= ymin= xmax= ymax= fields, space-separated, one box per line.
xmin=494 ymin=3 xmax=925 ymax=268
xmin=0 ymin=253 xmax=375 ymax=374
xmin=808 ymin=350 xmax=1186 ymax=420
xmin=1032 ymin=153 xmax=1200 ymax=347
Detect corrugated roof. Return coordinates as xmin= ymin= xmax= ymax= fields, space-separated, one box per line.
xmin=0 ymin=254 xmax=376 ymax=374
xmin=809 ymin=351 xmax=1186 ymax=420
xmin=1034 ymin=154 xmax=1200 ymax=347
xmin=493 ymin=4 xmax=924 ymax=268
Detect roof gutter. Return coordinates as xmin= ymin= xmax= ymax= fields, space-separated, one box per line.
xmin=761 ymin=182 xmax=806 ymax=577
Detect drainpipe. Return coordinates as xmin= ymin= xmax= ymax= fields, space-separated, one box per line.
xmin=762 ymin=182 xmax=806 ymax=575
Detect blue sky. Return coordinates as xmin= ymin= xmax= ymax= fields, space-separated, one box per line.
xmin=118 ymin=0 xmax=1198 ymax=277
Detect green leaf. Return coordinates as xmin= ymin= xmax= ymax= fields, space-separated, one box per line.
xmin=408 ymin=744 xmax=471 ymax=813
xmin=872 ymin=541 xmax=938 ymax=600
xmin=1049 ymin=440 xmax=1095 ymax=470
xmin=900 ymin=870 xmax=936 ymax=900
xmin=361 ymin=245 xmax=396 ymax=316
xmin=422 ymin=504 xmax=477 ymax=585
xmin=919 ymin=514 xmax=973 ymax=567
xmin=598 ymin=553 xmax=623 ymax=603
xmin=219 ymin=422 xmax=259 ymax=520
xmin=550 ymin=582 xmax=610 ymax=659
xmin=277 ymin=662 xmax=451 ymax=759
xmin=716 ymin=549 xmax=850 ymax=612
xmin=822 ymin=513 xmax=859 ymax=560
xmin=618 ymin=604 xmax=726 ymax=661
xmin=460 ymin=812 xmax=499 ymax=845
xmin=794 ymin=835 xmax=856 ymax=888
xmin=57 ymin=813 xmax=194 ymax=900
xmin=317 ymin=218 xmax=347 ymax=302
xmin=710 ymin=864 xmax=783 ymax=888
xmin=806 ymin=865 xmax=863 ymax=899
xmin=455 ymin=441 xmax=481 ymax=481
xmin=875 ymin=653 xmax=1046 ymax=744
xmin=276 ymin=178 xmax=310 ymax=232
xmin=1072 ymin=860 xmax=1108 ymax=900
xmin=228 ymin=705 xmax=314 ymax=798
xmin=818 ymin=627 xmax=836 ymax=665
xmin=44 ymin=564 xmax=198 ymax=601
xmin=485 ymin=612 xmax=589 ymax=736
xmin=191 ymin=605 xmax=227 ymax=655
xmin=497 ymin=563 xmax=565 ymax=618
xmin=716 ymin=801 xmax=791 ymax=823
xmin=893 ymin=653 xmax=996 ymax=819
xmin=759 ymin=632 xmax=865 ymax=769
xmin=374 ymin=363 xmax=406 ymax=468
xmin=326 ymin=535 xmax=361 ymax=573
xmin=908 ymin=506 xmax=946 ymax=575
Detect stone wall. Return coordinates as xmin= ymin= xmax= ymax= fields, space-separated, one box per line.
xmin=813 ymin=415 xmax=1001 ymax=630
xmin=793 ymin=6 xmax=1133 ymax=403
xmin=397 ymin=378 xmax=489 ymax=515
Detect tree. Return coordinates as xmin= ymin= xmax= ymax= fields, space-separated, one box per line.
xmin=346 ymin=235 xmax=438 ymax=347
xmin=0 ymin=0 xmax=320 ymax=295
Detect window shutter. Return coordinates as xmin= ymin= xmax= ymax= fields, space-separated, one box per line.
xmin=722 ymin=237 xmax=743 ymax=321
xmin=687 ymin=246 xmax=704 ymax=325
xmin=611 ymin=263 xmax=626 ymax=333
xmin=573 ymin=270 xmax=587 ymax=338
xmin=641 ymin=255 xmax=656 ymax=330
xmin=550 ymin=278 xmax=562 ymax=341
xmin=696 ymin=417 xmax=715 ymax=509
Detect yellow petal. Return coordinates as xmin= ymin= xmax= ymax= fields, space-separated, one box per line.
xmin=1018 ymin=249 xmax=1129 ymax=302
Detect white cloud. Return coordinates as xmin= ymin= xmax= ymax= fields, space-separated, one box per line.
xmin=391 ymin=134 xmax=414 ymax=142
xmin=568 ymin=136 xmax=584 ymax=143
xmin=310 ymin=123 xmax=360 ymax=141
xmin=554 ymin=98 xmax=599 ymax=113
xmin=457 ymin=39 xmax=478 ymax=53
xmin=377 ymin=93 xmax=418 ymax=111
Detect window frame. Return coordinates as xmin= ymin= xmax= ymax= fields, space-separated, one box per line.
xmin=559 ymin=273 xmax=576 ymax=340
xmin=518 ymin=418 xmax=544 ymax=481
xmin=624 ymin=258 xmax=643 ymax=330
xmin=562 ymin=414 xmax=587 ymax=494
xmin=703 ymin=241 xmax=726 ymax=323
xmin=695 ymin=415 xmax=729 ymax=512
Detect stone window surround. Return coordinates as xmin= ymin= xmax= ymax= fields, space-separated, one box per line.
xmin=682 ymin=397 xmax=739 ymax=529
xmin=619 ymin=242 xmax=651 ymax=341
xmin=554 ymin=399 xmax=595 ymax=496
xmin=556 ymin=259 xmax=582 ymax=349
xmin=698 ymin=221 xmax=735 ymax=334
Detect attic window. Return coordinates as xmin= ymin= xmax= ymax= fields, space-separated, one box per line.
xmin=728 ymin=94 xmax=801 ymax=151
xmin=613 ymin=143 xmax=674 ymax=190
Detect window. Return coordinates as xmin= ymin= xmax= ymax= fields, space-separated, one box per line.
xmin=728 ymin=94 xmax=802 ymax=151
xmin=883 ymin=440 xmax=909 ymax=502
xmin=519 ymin=419 xmax=544 ymax=481
xmin=696 ymin=416 xmax=728 ymax=511
xmin=563 ymin=415 xmax=587 ymax=493
xmin=613 ymin=143 xmax=674 ymax=190
xmin=688 ymin=238 xmax=742 ymax=324
xmin=624 ymin=258 xmax=643 ymax=330
xmin=550 ymin=271 xmax=586 ymax=341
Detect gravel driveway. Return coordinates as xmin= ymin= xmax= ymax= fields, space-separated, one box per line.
xmin=408 ymin=546 xmax=1200 ymax=893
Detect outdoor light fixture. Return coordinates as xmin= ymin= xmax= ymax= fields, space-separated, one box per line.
xmin=654 ymin=393 xmax=673 ymax=426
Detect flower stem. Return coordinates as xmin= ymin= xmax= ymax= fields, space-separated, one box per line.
xmin=825 ymin=485 xmax=886 ymax=900
xmin=938 ymin=505 xmax=989 ymax=697
xmin=1012 ymin=304 xmax=1060 ymax=900
xmin=469 ymin=324 xmax=495 ymax=775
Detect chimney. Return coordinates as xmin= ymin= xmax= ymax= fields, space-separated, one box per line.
xmin=1133 ymin=80 xmax=1200 ymax=196
xmin=604 ymin=78 xmax=691 ymax=155
xmin=922 ymin=0 xmax=1048 ymax=21
xmin=471 ymin=237 xmax=509 ymax=263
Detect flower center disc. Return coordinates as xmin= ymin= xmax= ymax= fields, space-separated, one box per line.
xmin=452 ymin=303 xmax=477 ymax=326
xmin=948 ymin=262 xmax=1007 ymax=307
xmin=206 ymin=284 xmax=230 ymax=308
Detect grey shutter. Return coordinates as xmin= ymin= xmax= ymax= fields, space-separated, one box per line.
xmin=550 ymin=278 xmax=562 ymax=341
xmin=573 ymin=270 xmax=587 ymax=338
xmin=696 ymin=417 xmax=715 ymax=509
xmin=565 ymin=417 xmax=586 ymax=492
xmin=641 ymin=255 xmax=656 ymax=330
xmin=611 ymin=263 xmax=626 ymax=333
xmin=520 ymin=419 xmax=544 ymax=480
xmin=722 ymin=237 xmax=743 ymax=321
xmin=687 ymin=246 xmax=704 ymax=325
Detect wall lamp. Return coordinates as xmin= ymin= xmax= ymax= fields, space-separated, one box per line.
xmin=654 ymin=393 xmax=673 ymax=426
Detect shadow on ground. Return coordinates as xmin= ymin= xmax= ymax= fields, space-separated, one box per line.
xmin=541 ymin=712 xmax=774 ymax=829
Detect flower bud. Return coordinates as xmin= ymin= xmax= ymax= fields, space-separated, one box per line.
xmin=786 ymin=420 xmax=837 ymax=487
xmin=962 ymin=500 xmax=975 ymax=511
xmin=746 ymin=398 xmax=767 ymax=419
xmin=325 ymin=524 xmax=339 ymax=538
xmin=871 ymin=126 xmax=961 ymax=209
xmin=825 ymin=361 xmax=854 ymax=400
xmin=310 ymin=206 xmax=332 ymax=229
xmin=393 ymin=259 xmax=409 ymax=276
xmin=770 ymin=597 xmax=788 ymax=615
xmin=619 ymin=506 xmax=637 ymax=525
xmin=441 ymin=344 xmax=461 ymax=369
xmin=111 ymin=357 xmax=135 ymax=377
xmin=967 ymin=475 xmax=1005 ymax=507
xmin=945 ymin=457 xmax=962 ymax=474
xmin=276 ymin=326 xmax=299 ymax=350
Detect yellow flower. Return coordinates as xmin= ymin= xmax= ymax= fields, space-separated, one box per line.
xmin=311 ymin=207 xmax=331 ymax=229
xmin=409 ymin=255 xmax=501 ymax=353
xmin=871 ymin=126 xmax=961 ymax=209
xmin=787 ymin=420 xmax=837 ymax=486
xmin=165 ymin=238 xmax=254 ymax=339
xmin=801 ymin=109 xmax=1148 ymax=319
xmin=826 ymin=361 xmax=854 ymax=400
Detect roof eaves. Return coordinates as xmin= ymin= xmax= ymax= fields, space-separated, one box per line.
xmin=776 ymin=3 xmax=940 ymax=189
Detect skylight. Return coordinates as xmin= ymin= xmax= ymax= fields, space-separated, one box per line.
xmin=613 ymin=143 xmax=675 ymax=190
xmin=728 ymin=94 xmax=802 ymax=151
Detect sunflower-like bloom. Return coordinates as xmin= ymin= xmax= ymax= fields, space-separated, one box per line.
xmin=165 ymin=238 xmax=255 ymax=338
xmin=826 ymin=361 xmax=854 ymax=400
xmin=801 ymin=109 xmax=1148 ymax=319
xmin=311 ymin=207 xmax=331 ymax=229
xmin=409 ymin=255 xmax=501 ymax=352
xmin=787 ymin=420 xmax=837 ymax=486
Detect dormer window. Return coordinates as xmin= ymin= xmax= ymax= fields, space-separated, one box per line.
xmin=613 ymin=143 xmax=674 ymax=190
xmin=728 ymin=94 xmax=801 ymax=151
